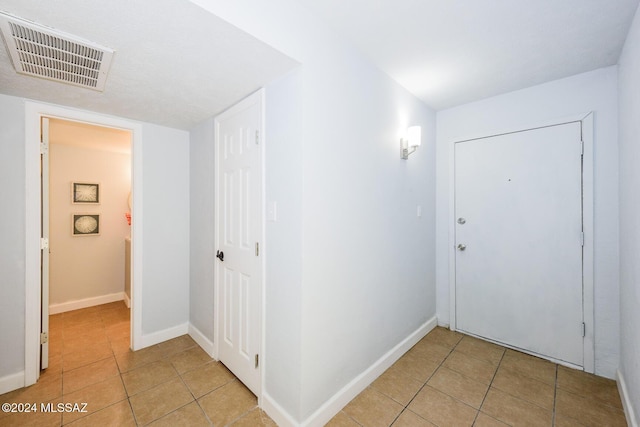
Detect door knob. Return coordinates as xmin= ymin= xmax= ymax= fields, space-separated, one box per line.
xmin=457 ymin=244 xmax=466 ymax=251
xmin=216 ymin=250 xmax=224 ymax=261
xmin=457 ymin=217 xmax=466 ymax=225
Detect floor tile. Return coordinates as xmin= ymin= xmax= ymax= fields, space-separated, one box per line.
xmin=491 ymin=365 xmax=555 ymax=410
xmin=480 ymin=387 xmax=552 ymax=427
xmin=391 ymin=409 xmax=436 ymax=426
xmin=408 ymin=385 xmax=478 ymax=426
xmin=442 ymin=351 xmax=498 ymax=385
xmin=62 ymin=342 xmax=113 ymax=372
xmin=408 ymin=339 xmax=452 ymax=364
xmin=501 ymin=350 xmax=556 ymax=386
xmin=121 ymin=359 xmax=178 ymax=396
xmin=326 ymin=411 xmax=361 ymax=426
xmin=474 ymin=412 xmax=510 ymax=427
xmin=109 ymin=335 xmax=132 ymax=355
xmin=115 ymin=345 xmax=164 ymax=373
xmin=147 ymin=401 xmax=210 ymax=427
xmin=371 ymin=364 xmax=425 ymax=405
xmin=63 ymin=357 xmax=119 ymax=394
xmin=557 ymin=366 xmax=623 ymax=409
xmin=427 ymin=366 xmax=489 ymax=409
xmin=181 ymin=361 xmax=235 ymax=398
xmin=555 ymin=389 xmax=627 ymax=427
xmin=0 ymin=398 xmax=62 ymax=427
xmin=391 ymin=351 xmax=440 ymax=382
xmin=169 ymin=346 xmax=213 ymax=374
xmin=554 ymin=414 xmax=588 ymax=426
xmin=129 ymin=377 xmax=194 ymax=425
xmin=231 ymin=408 xmax=278 ymax=426
xmin=65 ymin=400 xmax=136 ymax=427
xmin=198 ymin=380 xmax=257 ymax=426
xmin=343 ymin=387 xmax=404 ymax=427
xmin=422 ymin=327 xmax=464 ymax=349
xmin=157 ymin=335 xmax=197 ymax=357
xmin=61 ymin=376 xmax=127 ymax=424
xmin=454 ymin=336 xmax=505 ymax=366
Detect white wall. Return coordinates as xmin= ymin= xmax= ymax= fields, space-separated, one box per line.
xmin=49 ymin=143 xmax=131 ymax=307
xmin=436 ymin=66 xmax=620 ymax=378
xmin=189 ymin=117 xmax=216 ymax=342
xmin=0 ymin=93 xmax=26 ymax=384
xmin=264 ymin=68 xmax=304 ymax=416
xmin=190 ymin=1 xmax=437 ymax=422
xmin=140 ymin=123 xmax=190 ymax=337
xmin=617 ymin=3 xmax=640 ymax=423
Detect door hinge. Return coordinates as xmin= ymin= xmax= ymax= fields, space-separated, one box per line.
xmin=40 ymin=332 xmax=48 ymax=344
xmin=255 ymin=130 xmax=259 ymax=145
xmin=41 ymin=238 xmax=49 ymax=250
xmin=40 ymin=142 xmax=48 ymax=154
xmin=255 ymin=354 xmax=259 ymax=368
xmin=582 ymin=322 xmax=586 ymax=338
xmin=580 ymin=139 xmax=584 ymax=156
xmin=580 ymin=232 xmax=584 ymax=247
xmin=255 ymin=242 xmax=259 ymax=256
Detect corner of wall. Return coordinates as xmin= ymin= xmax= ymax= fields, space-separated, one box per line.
xmin=617 ymin=369 xmax=639 ymax=427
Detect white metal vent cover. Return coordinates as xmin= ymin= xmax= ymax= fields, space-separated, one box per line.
xmin=0 ymin=12 xmax=114 ymax=91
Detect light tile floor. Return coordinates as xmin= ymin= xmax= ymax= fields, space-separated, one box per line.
xmin=0 ymin=302 xmax=627 ymax=426
xmin=0 ymin=302 xmax=273 ymax=426
xmin=329 ymin=327 xmax=628 ymax=427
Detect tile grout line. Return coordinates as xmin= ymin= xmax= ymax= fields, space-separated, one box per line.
xmin=388 ymin=333 xmax=463 ymax=426
xmin=470 ymin=346 xmax=506 ymax=426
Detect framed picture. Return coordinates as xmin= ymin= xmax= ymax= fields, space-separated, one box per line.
xmin=72 ymin=214 xmax=100 ymax=236
xmin=72 ymin=182 xmax=100 ymax=204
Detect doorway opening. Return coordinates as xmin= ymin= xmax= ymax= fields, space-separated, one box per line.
xmin=25 ymin=101 xmax=144 ymax=385
xmin=43 ymin=118 xmax=132 ymax=373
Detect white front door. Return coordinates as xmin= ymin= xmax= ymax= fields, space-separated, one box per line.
xmin=215 ymin=90 xmax=263 ymax=395
xmin=40 ymin=117 xmax=50 ymax=370
xmin=454 ymin=122 xmax=584 ymax=366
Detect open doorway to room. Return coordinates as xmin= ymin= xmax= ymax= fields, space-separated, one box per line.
xmin=43 ymin=118 xmax=133 ymax=374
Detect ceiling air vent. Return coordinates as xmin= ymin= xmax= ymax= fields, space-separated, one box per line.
xmin=0 ymin=12 xmax=114 ymax=91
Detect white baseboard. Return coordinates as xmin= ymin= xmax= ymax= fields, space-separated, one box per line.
xmin=188 ymin=323 xmax=216 ymax=359
xmin=0 ymin=371 xmax=25 ymax=395
xmin=260 ymin=316 xmax=437 ymax=427
xmin=139 ymin=322 xmax=189 ymax=349
xmin=617 ymin=369 xmax=639 ymax=427
xmin=123 ymin=293 xmax=131 ymax=308
xmin=262 ymin=392 xmax=300 ymax=427
xmin=49 ymin=292 xmax=125 ymax=314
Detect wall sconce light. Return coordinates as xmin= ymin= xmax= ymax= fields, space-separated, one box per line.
xmin=401 ymin=125 xmax=421 ymax=159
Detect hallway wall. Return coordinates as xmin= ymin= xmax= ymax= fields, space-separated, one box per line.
xmin=617 ymin=3 xmax=640 ymax=423
xmin=49 ymin=135 xmax=131 ymax=310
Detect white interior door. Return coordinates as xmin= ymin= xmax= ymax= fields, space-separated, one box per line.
xmin=215 ymin=91 xmax=263 ymax=395
xmin=40 ymin=117 xmax=50 ymax=370
xmin=454 ymin=122 xmax=584 ymax=366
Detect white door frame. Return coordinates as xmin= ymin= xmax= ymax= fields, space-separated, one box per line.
xmin=213 ymin=89 xmax=266 ymax=401
xmin=24 ymin=101 xmax=143 ymax=385
xmin=448 ymin=112 xmax=595 ymax=373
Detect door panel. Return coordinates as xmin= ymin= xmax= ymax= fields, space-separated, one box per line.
xmin=215 ymin=91 xmax=263 ymax=395
xmin=455 ymin=122 xmax=583 ymax=366
xmin=40 ymin=117 xmax=50 ymax=370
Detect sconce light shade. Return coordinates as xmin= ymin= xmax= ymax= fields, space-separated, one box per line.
xmin=401 ymin=125 xmax=422 ymax=159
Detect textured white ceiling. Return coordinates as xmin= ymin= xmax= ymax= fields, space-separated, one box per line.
xmin=0 ymin=0 xmax=298 ymax=129
xmin=1 ymin=1 xmax=637 ymax=125
xmin=297 ymin=0 xmax=639 ymax=109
